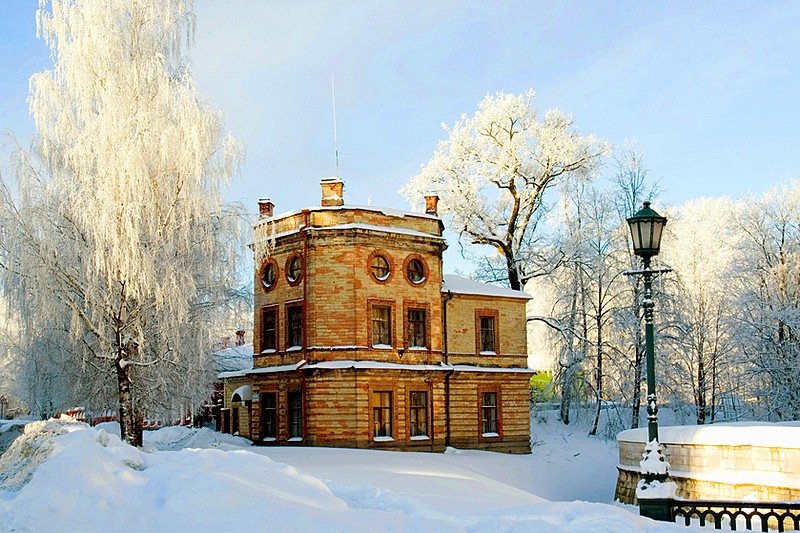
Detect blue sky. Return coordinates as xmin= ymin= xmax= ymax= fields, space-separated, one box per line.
xmin=2 ymin=1 xmax=800 ymax=272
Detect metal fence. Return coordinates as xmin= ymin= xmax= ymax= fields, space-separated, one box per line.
xmin=641 ymin=497 xmax=800 ymax=531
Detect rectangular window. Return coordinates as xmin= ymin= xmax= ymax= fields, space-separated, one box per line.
xmin=262 ymin=308 xmax=277 ymax=351
xmin=481 ymin=392 xmax=498 ymax=435
xmin=479 ymin=316 xmax=496 ymax=353
xmin=409 ymin=391 xmax=428 ymax=438
xmin=288 ymin=391 xmax=302 ymax=439
xmin=372 ymin=306 xmax=391 ymax=346
xmin=407 ymin=309 xmax=427 ymax=348
xmin=261 ymin=393 xmax=276 ymax=439
xmin=372 ymin=391 xmax=393 ymax=438
xmin=288 ymin=306 xmax=303 ymax=348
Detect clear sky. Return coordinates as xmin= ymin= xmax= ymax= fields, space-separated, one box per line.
xmin=2 ymin=1 xmax=800 ymax=272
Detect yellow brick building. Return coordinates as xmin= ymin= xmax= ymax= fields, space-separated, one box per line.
xmin=220 ymin=178 xmax=532 ymax=453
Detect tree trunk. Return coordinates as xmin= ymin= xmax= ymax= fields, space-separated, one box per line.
xmin=559 ymin=366 xmax=572 ymax=425
xmin=630 ymin=343 xmax=644 ymax=429
xmin=116 ymin=345 xmax=143 ymax=447
xmin=506 ymin=253 xmax=521 ymax=291
xmin=589 ymin=307 xmax=603 ymax=436
xmin=696 ymin=355 xmax=706 ymax=425
xmin=630 ymin=284 xmax=645 ymax=429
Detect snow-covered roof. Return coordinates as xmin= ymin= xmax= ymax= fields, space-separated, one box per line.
xmin=442 ymin=274 xmax=532 ymax=300
xmin=260 ymin=204 xmax=441 ymax=225
xmin=213 ymin=343 xmax=254 ymax=373
xmin=231 ymin=385 xmax=252 ymax=403
xmin=218 ymin=363 xmax=298 ymax=379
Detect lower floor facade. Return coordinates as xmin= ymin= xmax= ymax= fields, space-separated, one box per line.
xmin=221 ymin=363 xmax=532 ymax=454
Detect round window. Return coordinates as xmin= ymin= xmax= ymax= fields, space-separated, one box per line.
xmin=261 ymin=261 xmax=276 ymax=289
xmin=407 ymin=258 xmax=425 ymax=283
xmin=287 ymin=255 xmax=302 ymax=282
xmin=371 ymin=255 xmax=390 ymax=281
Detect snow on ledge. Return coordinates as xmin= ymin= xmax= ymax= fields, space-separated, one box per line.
xmin=618 ymin=421 xmax=800 ymax=449
xmin=221 ymin=361 xmax=534 ymax=378
xmin=373 ymin=436 xmax=394 ymax=442
xmin=308 ymin=222 xmax=443 ymax=241
xmin=451 ymin=365 xmax=534 ymax=374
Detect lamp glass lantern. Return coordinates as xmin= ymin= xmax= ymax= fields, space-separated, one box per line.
xmin=627 ymin=201 xmax=667 ymax=260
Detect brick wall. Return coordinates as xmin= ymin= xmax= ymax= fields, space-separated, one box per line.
xmin=445 ymin=293 xmax=528 ymax=368
xmin=448 ymin=371 xmax=531 ymax=454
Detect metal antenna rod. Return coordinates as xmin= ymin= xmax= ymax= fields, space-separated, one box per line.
xmin=331 ymin=74 xmax=340 ymax=178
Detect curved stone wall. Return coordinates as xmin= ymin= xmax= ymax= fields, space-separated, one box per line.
xmin=615 ymin=424 xmax=800 ymax=505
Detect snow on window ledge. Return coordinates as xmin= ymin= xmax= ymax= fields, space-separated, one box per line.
xmin=479 ymin=351 xmax=497 ymax=356
xmin=482 ymin=432 xmax=500 ymax=438
xmin=287 ymin=437 xmax=303 ymax=442
xmin=262 ymin=437 xmax=276 ymax=442
xmin=409 ymin=435 xmax=430 ymax=441
xmin=373 ymin=436 xmax=394 ymax=442
xmin=286 ymin=346 xmax=302 ymax=352
xmin=408 ymin=346 xmax=427 ymax=351
xmin=261 ymin=349 xmax=276 ymax=354
xmin=372 ymin=344 xmax=393 ymax=350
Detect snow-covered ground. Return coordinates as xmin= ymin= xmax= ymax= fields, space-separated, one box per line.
xmin=0 ymin=413 xmax=692 ymax=532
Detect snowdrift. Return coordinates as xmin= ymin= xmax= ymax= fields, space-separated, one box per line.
xmin=0 ymin=419 xmax=685 ymax=532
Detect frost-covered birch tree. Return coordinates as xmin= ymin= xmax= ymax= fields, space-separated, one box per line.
xmin=0 ymin=0 xmax=242 ymax=444
xmin=401 ymin=89 xmax=609 ymax=290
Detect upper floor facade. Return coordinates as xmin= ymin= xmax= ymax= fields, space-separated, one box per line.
xmin=252 ymin=178 xmax=530 ymax=370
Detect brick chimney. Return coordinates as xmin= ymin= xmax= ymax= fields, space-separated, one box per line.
xmin=424 ymin=193 xmax=439 ymax=216
xmin=258 ymin=198 xmax=274 ymax=219
xmin=320 ymin=177 xmax=344 ymax=207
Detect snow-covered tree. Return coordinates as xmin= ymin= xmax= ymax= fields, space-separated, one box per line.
xmin=733 ymin=182 xmax=800 ymax=419
xmin=660 ymin=198 xmax=740 ymax=424
xmin=401 ymin=89 xmax=609 ymax=290
xmin=525 ymin=149 xmax=667 ymax=432
xmin=0 ymin=0 xmax=243 ymax=444
xmin=609 ymin=148 xmax=660 ymax=429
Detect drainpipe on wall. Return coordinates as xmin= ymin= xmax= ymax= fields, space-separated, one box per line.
xmin=443 ymin=289 xmax=454 ymax=448
xmin=427 ymin=377 xmax=434 ymax=453
xmin=295 ymin=359 xmax=308 ymax=440
xmin=299 ymin=209 xmax=310 ymax=440
xmin=300 ymin=209 xmax=310 ymax=360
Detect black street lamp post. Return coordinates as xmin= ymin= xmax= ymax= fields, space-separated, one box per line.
xmin=626 ymin=201 xmax=670 ymax=486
